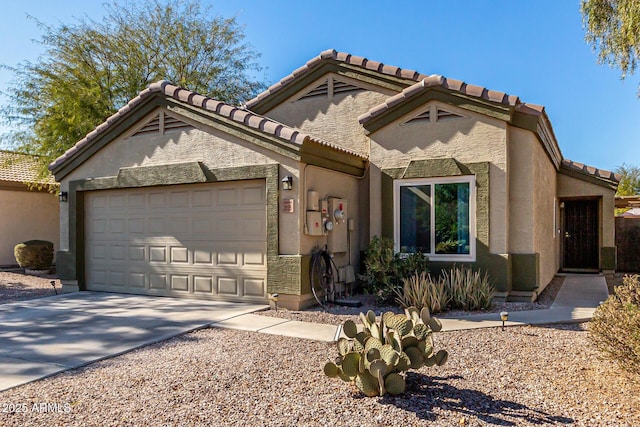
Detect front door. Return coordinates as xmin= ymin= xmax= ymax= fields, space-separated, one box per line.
xmin=562 ymin=199 xmax=599 ymax=270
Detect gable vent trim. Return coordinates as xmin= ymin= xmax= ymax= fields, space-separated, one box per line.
xmin=404 ymin=110 xmax=431 ymax=124
xmin=131 ymin=112 xmax=194 ymax=137
xmin=436 ymin=108 xmax=464 ymax=121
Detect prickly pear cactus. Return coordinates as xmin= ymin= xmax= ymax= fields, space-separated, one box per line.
xmin=322 ymin=306 xmax=448 ymax=397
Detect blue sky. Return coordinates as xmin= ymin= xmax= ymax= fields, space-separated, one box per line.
xmin=1 ymin=0 xmax=638 ymax=172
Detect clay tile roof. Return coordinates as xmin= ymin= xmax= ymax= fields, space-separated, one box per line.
xmin=0 ymin=150 xmax=55 ymax=184
xmin=245 ymin=49 xmax=429 ymax=109
xmin=561 ymin=159 xmax=621 ymax=183
xmin=49 ymin=81 xmax=366 ymax=171
xmin=358 ymin=75 xmax=541 ymax=125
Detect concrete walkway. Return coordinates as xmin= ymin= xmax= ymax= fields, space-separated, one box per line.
xmin=213 ymin=273 xmax=609 ymax=339
xmin=0 ymin=292 xmax=267 ymax=391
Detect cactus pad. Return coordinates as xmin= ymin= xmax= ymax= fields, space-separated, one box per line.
xmin=385 ymin=373 xmax=406 ymax=396
xmin=337 ymin=337 xmax=351 ymax=356
xmin=324 ymin=362 xmax=340 ymax=378
xmin=435 ymin=349 xmax=448 ymax=366
xmin=343 ymin=320 xmax=358 ymax=338
xmin=420 ymin=306 xmax=431 ymax=324
xmin=428 ymin=317 xmax=443 ymax=332
xmin=405 ymin=346 xmax=425 ymax=369
xmin=355 ymin=371 xmax=380 ymax=397
xmin=342 ymin=352 xmax=360 ymax=378
xmin=380 ymin=344 xmax=400 ymax=367
xmin=413 ymin=323 xmax=430 ymax=340
xmin=368 ymin=359 xmax=388 ymax=378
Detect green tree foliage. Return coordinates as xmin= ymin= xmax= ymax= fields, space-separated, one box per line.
xmin=0 ymin=0 xmax=265 ymax=178
xmin=616 ymin=163 xmax=640 ymax=196
xmin=581 ymin=0 xmax=640 ymax=84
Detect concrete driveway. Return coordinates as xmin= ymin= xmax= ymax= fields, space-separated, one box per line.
xmin=0 ymin=292 xmax=267 ymax=391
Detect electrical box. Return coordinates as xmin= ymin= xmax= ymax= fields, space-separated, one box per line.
xmin=306 ymin=212 xmax=324 ymax=236
xmin=320 ymin=200 xmax=329 ymax=218
xmin=327 ymin=198 xmax=348 ymax=253
xmin=307 ymin=191 xmax=319 ymax=211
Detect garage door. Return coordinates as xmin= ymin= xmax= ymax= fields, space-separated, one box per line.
xmin=85 ymin=180 xmax=267 ymax=302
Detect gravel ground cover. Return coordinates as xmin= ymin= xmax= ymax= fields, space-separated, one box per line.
xmin=2 ymin=272 xmax=638 ymax=426
xmin=0 ymin=271 xmax=59 ymax=304
xmin=257 ymin=276 xmax=565 ymax=325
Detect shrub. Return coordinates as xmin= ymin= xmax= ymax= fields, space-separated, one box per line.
xmin=589 ymin=274 xmax=640 ymax=374
xmin=441 ymin=266 xmax=494 ymax=311
xmin=324 ymin=307 xmax=448 ymax=397
xmin=360 ymin=237 xmax=429 ymax=304
xmin=395 ymin=271 xmax=449 ymax=313
xmin=14 ymin=240 xmax=54 ymax=270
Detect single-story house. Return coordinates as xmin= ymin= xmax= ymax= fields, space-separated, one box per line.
xmin=0 ymin=150 xmax=60 ymax=267
xmin=49 ymin=50 xmax=619 ymax=308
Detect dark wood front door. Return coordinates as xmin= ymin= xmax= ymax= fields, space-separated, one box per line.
xmin=562 ymin=199 xmax=599 ymax=270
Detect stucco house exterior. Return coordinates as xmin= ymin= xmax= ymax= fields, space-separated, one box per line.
xmin=49 ymin=50 xmax=619 ymax=308
xmin=0 ymin=151 xmax=60 ymax=267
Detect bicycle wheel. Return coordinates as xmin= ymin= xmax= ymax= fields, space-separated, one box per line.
xmin=310 ymin=251 xmax=333 ymax=307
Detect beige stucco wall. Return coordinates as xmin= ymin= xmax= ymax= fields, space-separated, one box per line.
xmin=58 ymin=109 xmax=301 ymax=254
xmin=299 ymin=165 xmax=361 ymax=270
xmin=0 ymin=186 xmax=60 ymax=266
xmin=369 ymin=101 xmax=509 ymax=254
xmin=264 ymin=74 xmax=394 ymax=156
xmin=508 ymin=126 xmax=558 ymax=288
xmin=557 ymin=173 xmax=616 ymax=247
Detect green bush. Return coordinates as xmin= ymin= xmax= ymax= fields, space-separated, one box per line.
xmin=396 ymin=266 xmax=494 ymax=312
xmin=360 ymin=237 xmax=429 ymax=304
xmin=589 ymin=274 xmax=640 ymax=374
xmin=395 ymin=271 xmax=449 ymax=313
xmin=14 ymin=240 xmax=54 ymax=270
xmin=442 ymin=266 xmax=494 ymax=311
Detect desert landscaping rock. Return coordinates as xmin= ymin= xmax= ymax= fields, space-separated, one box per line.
xmin=1 ymin=272 xmax=638 ymax=426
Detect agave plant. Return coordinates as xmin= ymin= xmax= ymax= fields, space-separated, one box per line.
xmin=323 ymin=307 xmax=448 ymax=397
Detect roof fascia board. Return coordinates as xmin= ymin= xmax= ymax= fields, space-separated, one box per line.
xmin=511 ymin=111 xmax=562 ymax=169
xmin=559 ymin=164 xmax=618 ymax=190
xmin=300 ymin=140 xmax=367 ymax=176
xmin=362 ymin=88 xmax=512 ymax=134
xmin=52 ymin=95 xmax=165 ymax=180
xmin=249 ymin=60 xmax=412 ymax=115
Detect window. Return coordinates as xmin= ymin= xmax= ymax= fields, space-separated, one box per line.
xmin=394 ymin=176 xmax=475 ymax=261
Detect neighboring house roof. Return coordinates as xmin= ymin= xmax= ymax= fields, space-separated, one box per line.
xmin=560 ymin=159 xmax=620 ymax=190
xmin=49 ymin=80 xmax=367 ymax=175
xmin=616 ymin=195 xmax=640 ymax=209
xmin=619 ymin=207 xmax=640 ymax=217
xmin=0 ymin=150 xmax=54 ymax=185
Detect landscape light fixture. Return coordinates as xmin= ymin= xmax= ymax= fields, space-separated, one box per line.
xmin=500 ymin=311 xmax=509 ymax=331
xmin=281 ymin=176 xmax=293 ymax=191
xmin=270 ymin=293 xmax=279 ymax=311
xmin=58 ymin=191 xmax=68 ymax=203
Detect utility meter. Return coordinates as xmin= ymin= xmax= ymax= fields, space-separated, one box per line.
xmin=324 ymin=220 xmax=334 ymax=232
xmin=334 ymin=209 xmax=345 ymax=222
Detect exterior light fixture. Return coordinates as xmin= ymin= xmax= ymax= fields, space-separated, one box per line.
xmin=281 ymin=176 xmax=293 ymax=191
xmin=269 ymin=293 xmax=279 ymax=311
xmin=500 ymin=311 xmax=509 ymax=331
xmin=58 ymin=191 xmax=68 ymax=203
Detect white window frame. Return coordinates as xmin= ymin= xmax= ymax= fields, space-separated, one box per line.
xmin=393 ymin=175 xmax=476 ymax=262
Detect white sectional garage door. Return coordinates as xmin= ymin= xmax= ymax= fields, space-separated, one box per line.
xmin=85 ymin=180 xmax=267 ymax=302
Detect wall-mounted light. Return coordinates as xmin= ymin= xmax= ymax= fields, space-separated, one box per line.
xmin=281 ymin=176 xmax=293 ymax=191
xmin=58 ymin=191 xmax=68 ymax=203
